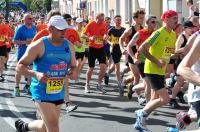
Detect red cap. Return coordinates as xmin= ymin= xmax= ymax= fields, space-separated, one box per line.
xmin=161 ymin=10 xmax=178 ymax=21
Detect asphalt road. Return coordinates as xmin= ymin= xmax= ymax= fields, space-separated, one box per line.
xmin=0 ymin=51 xmax=198 ymax=132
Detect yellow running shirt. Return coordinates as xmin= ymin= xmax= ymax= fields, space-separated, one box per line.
xmin=144 ymin=26 xmax=176 ymax=75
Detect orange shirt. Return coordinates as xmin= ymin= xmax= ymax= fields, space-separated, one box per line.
xmin=83 ymin=21 xmax=108 ymax=48
xmin=32 ymin=28 xmax=81 ymax=44
xmin=0 ymin=23 xmax=13 ymax=46
xmin=7 ymin=26 xmax=14 ymax=48
xmin=32 ymin=29 xmax=49 ymax=42
xmin=36 ymin=23 xmax=47 ymax=32
xmin=64 ymin=28 xmax=81 ymax=44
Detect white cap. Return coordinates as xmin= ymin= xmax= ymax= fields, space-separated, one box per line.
xmin=76 ymin=18 xmax=84 ymax=23
xmin=48 ymin=15 xmax=68 ymax=30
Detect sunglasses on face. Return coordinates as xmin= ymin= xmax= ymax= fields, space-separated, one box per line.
xmin=27 ymin=18 xmax=33 ymax=20
xmin=150 ymin=21 xmax=156 ymax=24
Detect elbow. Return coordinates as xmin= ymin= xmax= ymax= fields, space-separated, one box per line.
xmin=127 ymin=44 xmax=131 ymax=54
xmin=139 ymin=45 xmax=144 ymax=54
xmin=176 ymin=64 xmax=183 ymax=76
xmin=119 ymin=37 xmax=124 ymax=43
xmin=81 ymin=33 xmax=86 ymax=38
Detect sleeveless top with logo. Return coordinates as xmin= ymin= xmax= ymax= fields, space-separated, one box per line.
xmin=31 ymin=37 xmax=71 ymax=101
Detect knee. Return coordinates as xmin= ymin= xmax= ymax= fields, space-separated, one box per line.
xmin=47 ymin=118 xmax=59 ymax=131
xmin=161 ymin=96 xmax=170 ymax=105
xmin=38 ymin=122 xmax=46 ymax=132
xmin=100 ymin=64 xmax=106 ymax=71
xmin=88 ymin=68 xmax=93 ymax=73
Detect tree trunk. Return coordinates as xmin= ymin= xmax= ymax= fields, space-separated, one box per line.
xmin=45 ymin=0 xmax=52 ymax=12
xmin=5 ymin=0 xmax=9 ymax=21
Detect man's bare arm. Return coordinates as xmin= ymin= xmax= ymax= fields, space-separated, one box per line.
xmin=127 ymin=32 xmax=140 ymax=60
xmin=177 ymin=36 xmax=200 ymax=86
xmin=68 ymin=42 xmax=78 ymax=80
xmin=16 ymin=40 xmax=44 ymax=78
xmin=119 ymin=27 xmax=132 ymax=53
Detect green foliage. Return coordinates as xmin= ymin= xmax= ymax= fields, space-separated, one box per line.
xmin=44 ymin=0 xmax=52 ymax=12
xmin=30 ymin=0 xmax=44 ymax=11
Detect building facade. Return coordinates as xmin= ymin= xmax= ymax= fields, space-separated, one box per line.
xmin=57 ymin=0 xmax=199 ymax=27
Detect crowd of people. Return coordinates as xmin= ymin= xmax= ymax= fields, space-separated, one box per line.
xmin=0 ymin=0 xmax=200 ymax=132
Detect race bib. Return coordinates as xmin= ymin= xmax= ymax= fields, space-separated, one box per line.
xmin=46 ymin=78 xmax=64 ymax=94
xmin=0 ymin=36 xmax=6 ymax=42
xmin=94 ymin=38 xmax=103 ymax=44
xmin=163 ymin=46 xmax=175 ymax=61
xmin=112 ymin=37 xmax=119 ymax=45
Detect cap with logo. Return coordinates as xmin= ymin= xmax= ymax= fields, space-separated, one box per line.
xmin=48 ymin=15 xmax=68 ymax=30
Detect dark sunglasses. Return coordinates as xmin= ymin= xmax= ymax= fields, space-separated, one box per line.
xmin=150 ymin=21 xmax=156 ymax=24
xmin=27 ymin=18 xmax=33 ymax=20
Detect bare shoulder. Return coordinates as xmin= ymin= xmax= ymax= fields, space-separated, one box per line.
xmin=28 ymin=38 xmax=45 ymax=58
xmin=121 ymin=27 xmax=132 ymax=37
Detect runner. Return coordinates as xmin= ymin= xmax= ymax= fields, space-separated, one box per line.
xmin=133 ymin=10 xmax=178 ymax=131
xmin=0 ymin=14 xmax=14 ymax=74
xmin=13 ymin=13 xmax=37 ymax=97
xmin=176 ymin=31 xmax=200 ymax=132
xmin=106 ymin=15 xmax=125 ymax=96
xmin=169 ymin=20 xmax=196 ymax=108
xmin=119 ymin=9 xmax=145 ymax=91
xmin=62 ymin=14 xmax=75 ymax=29
xmin=4 ymin=20 xmax=14 ymax=70
xmin=15 ymin=15 xmax=77 ymax=132
xmin=104 ymin=17 xmax=112 ymax=85
xmin=32 ymin=10 xmax=79 ymax=113
xmin=127 ymin=15 xmax=157 ymax=104
xmin=36 ymin=14 xmax=47 ymax=32
xmin=74 ymin=17 xmax=87 ymax=83
xmin=82 ymin=13 xmax=108 ymax=94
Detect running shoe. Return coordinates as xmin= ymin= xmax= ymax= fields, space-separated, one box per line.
xmin=176 ymin=111 xmax=191 ymax=130
xmin=118 ymin=82 xmax=124 ymax=96
xmin=15 ymin=119 xmax=28 ymax=132
xmin=166 ymin=127 xmax=179 ymax=132
xmin=23 ymin=85 xmax=30 ymax=94
xmin=66 ymin=102 xmax=78 ymax=113
xmin=138 ymin=96 xmax=146 ymax=106
xmin=85 ymin=84 xmax=90 ymax=93
xmin=127 ymin=83 xmax=134 ymax=99
xmin=0 ymin=75 xmax=5 ymax=82
xmin=169 ymin=99 xmax=180 ymax=108
xmin=96 ymin=85 xmax=106 ymax=94
xmin=14 ymin=87 xmax=20 ymax=97
xmin=134 ymin=109 xmax=150 ymax=131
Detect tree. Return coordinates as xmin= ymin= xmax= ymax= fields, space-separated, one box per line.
xmin=5 ymin=0 xmax=9 ymax=21
xmin=44 ymin=0 xmax=52 ymax=12
xmin=30 ymin=0 xmax=44 ymax=12
xmin=21 ymin=0 xmax=32 ymax=10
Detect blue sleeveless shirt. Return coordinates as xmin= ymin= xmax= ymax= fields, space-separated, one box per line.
xmin=31 ymin=37 xmax=71 ymax=101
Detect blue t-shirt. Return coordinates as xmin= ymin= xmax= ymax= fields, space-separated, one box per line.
xmin=31 ymin=37 xmax=71 ymax=101
xmin=13 ymin=24 xmax=36 ymax=60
